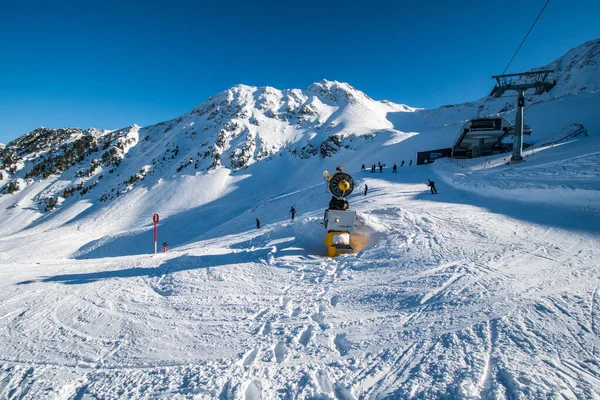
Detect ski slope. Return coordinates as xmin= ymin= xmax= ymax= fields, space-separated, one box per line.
xmin=0 ymin=39 xmax=599 ymax=399
xmin=1 ymin=129 xmax=600 ymax=398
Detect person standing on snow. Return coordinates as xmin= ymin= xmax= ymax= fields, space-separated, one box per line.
xmin=427 ymin=179 xmax=438 ymax=194
xmin=392 ymin=163 xmax=397 ymax=173
xmin=290 ymin=206 xmax=296 ymax=221
xmin=379 ymin=164 xmax=383 ymax=173
xmin=401 ymin=160 xmax=405 ymax=167
xmin=364 ymin=184 xmax=368 ymax=196
xmin=361 ymin=163 xmax=365 ymax=171
xmin=409 ymin=159 xmax=412 ymax=166
xmin=256 ymin=218 xmax=260 ymax=229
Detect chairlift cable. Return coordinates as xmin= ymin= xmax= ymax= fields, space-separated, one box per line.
xmin=478 ymin=0 xmax=550 ymax=118
xmin=502 ymin=0 xmax=551 ymax=75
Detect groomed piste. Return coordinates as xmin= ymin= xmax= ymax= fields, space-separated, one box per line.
xmin=0 ymin=39 xmax=599 ymax=399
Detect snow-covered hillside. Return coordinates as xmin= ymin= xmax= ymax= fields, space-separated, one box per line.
xmin=0 ymin=39 xmax=599 ymax=399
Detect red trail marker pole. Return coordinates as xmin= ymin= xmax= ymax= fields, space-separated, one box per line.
xmin=153 ymin=213 xmax=160 ymax=254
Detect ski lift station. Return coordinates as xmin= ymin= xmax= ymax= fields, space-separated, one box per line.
xmin=448 ymin=69 xmax=555 ymax=161
xmin=416 ymin=70 xmax=554 ymax=164
xmin=451 ymin=117 xmax=531 ymax=159
xmin=415 ymin=117 xmax=533 ymax=164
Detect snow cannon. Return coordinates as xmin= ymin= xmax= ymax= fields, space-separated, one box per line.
xmin=323 ymin=167 xmax=357 ymax=257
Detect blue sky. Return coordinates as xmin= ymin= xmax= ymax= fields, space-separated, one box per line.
xmin=1 ymin=0 xmax=598 ymax=143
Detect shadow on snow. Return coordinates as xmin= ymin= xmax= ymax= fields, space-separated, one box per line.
xmin=18 ymin=250 xmax=272 ymax=285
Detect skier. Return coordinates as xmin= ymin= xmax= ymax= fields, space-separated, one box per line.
xmin=379 ymin=164 xmax=383 ymax=173
xmin=364 ymin=184 xmax=368 ymax=196
xmin=401 ymin=160 xmax=405 ymax=167
xmin=427 ymin=179 xmax=438 ymax=194
xmin=290 ymin=206 xmax=296 ymax=221
xmin=409 ymin=159 xmax=412 ymax=166
xmin=392 ymin=163 xmax=397 ymax=173
xmin=256 ymin=218 xmax=260 ymax=229
xmin=361 ymin=163 xmax=365 ymax=171
xmin=162 ymin=242 xmax=168 ymax=252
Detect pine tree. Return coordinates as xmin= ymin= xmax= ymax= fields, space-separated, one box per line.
xmin=7 ymin=181 xmax=19 ymax=194
xmin=45 ymin=197 xmax=56 ymax=211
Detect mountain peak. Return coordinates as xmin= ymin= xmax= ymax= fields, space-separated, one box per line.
xmin=305 ymin=79 xmax=366 ymax=105
xmin=307 ymin=79 xmax=357 ymax=93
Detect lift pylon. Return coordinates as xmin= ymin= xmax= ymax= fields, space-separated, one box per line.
xmin=489 ymin=70 xmax=556 ymax=163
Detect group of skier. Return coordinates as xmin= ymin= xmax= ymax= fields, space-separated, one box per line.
xmin=361 ymin=160 xmax=412 ymax=173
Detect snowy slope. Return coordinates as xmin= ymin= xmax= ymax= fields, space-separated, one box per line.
xmin=0 ymin=39 xmax=599 ymax=399
xmin=0 ymin=80 xmax=417 ymax=239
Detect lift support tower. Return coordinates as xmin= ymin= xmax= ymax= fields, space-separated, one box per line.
xmin=490 ymin=70 xmax=556 ymax=163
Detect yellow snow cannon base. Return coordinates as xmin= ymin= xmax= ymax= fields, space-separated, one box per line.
xmin=325 ymin=231 xmax=353 ymax=257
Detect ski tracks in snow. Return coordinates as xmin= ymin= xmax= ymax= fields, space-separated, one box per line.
xmin=223 ymin=252 xmax=359 ymax=398
xmin=591 ymin=287 xmax=600 ymax=338
xmin=3 ymin=174 xmax=600 ymax=398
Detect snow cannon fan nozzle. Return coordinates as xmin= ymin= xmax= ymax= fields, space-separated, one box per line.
xmin=328 ymin=171 xmax=354 ymax=200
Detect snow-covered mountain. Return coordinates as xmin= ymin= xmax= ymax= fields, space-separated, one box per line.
xmin=1 ymin=39 xmax=598 ymax=219
xmin=0 ymin=81 xmax=419 ymax=216
xmin=0 ymin=38 xmax=599 ymax=399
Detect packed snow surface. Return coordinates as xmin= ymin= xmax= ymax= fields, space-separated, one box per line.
xmin=0 ymin=39 xmax=599 ymax=399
